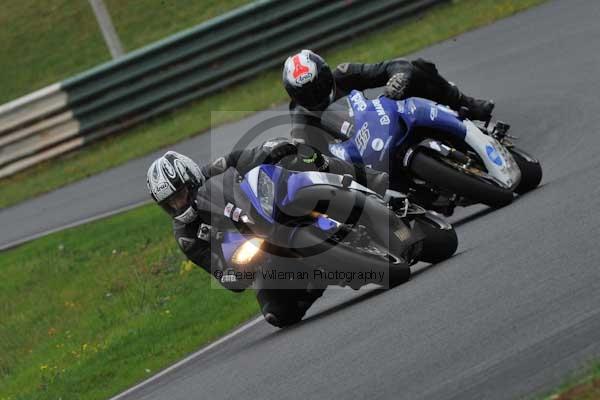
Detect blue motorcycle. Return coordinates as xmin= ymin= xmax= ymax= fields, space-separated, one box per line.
xmin=194 ymin=164 xmax=457 ymax=293
xmin=326 ymin=91 xmax=542 ymax=214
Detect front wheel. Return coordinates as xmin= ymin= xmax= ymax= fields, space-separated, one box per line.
xmin=414 ymin=215 xmax=458 ymax=264
xmin=509 ymin=148 xmax=542 ymax=194
xmin=409 ymin=151 xmax=514 ymax=208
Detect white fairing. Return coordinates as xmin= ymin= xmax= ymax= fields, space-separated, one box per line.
xmin=247 ymin=167 xmax=261 ymax=197
xmin=463 ymin=121 xmax=521 ymax=189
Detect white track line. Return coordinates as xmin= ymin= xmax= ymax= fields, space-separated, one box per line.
xmin=0 ymin=200 xmax=151 ymax=251
xmin=108 ymin=316 xmax=264 ymax=400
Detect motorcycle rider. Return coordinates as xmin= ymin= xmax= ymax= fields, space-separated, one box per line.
xmin=283 ymin=49 xmax=494 ymax=155
xmin=283 ymin=50 xmax=494 ymax=214
xmin=146 ymin=140 xmax=392 ymax=327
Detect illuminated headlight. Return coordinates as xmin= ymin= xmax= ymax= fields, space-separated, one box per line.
xmin=231 ymin=238 xmax=264 ymax=266
xmin=258 ymin=169 xmax=275 ymax=216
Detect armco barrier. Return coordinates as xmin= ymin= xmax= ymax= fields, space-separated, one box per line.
xmin=0 ymin=0 xmax=447 ymax=179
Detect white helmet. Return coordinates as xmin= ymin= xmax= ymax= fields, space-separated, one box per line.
xmin=146 ymin=151 xmax=205 ymax=223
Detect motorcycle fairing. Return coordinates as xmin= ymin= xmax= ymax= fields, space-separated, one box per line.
xmin=329 ymin=91 xmax=521 ymax=189
xmin=329 ymin=92 xmax=467 ymax=171
xmin=463 ymin=120 xmax=521 ymax=189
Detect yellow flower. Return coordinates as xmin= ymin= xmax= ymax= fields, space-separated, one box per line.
xmin=180 ymin=260 xmax=195 ymax=275
xmin=40 ymin=364 xmax=48 ymax=371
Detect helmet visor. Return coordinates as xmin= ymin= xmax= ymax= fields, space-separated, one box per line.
xmin=158 ymin=186 xmax=190 ymax=218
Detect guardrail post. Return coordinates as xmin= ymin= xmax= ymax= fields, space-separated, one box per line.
xmin=89 ymin=0 xmax=125 ymax=59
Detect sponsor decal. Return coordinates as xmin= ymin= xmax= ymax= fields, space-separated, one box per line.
xmin=287 ymin=52 xmax=316 ymax=86
xmin=336 ymin=63 xmax=350 ymax=74
xmin=224 ymin=202 xmax=234 ymax=217
xmin=178 ymin=237 xmax=195 ymax=250
xmin=177 ymin=207 xmax=197 ymax=224
xmin=197 ymin=223 xmax=211 ymax=241
xmin=396 ymin=101 xmax=405 ymax=113
xmin=208 ymin=156 xmax=227 ymax=175
xmin=430 ymin=106 xmax=438 ymax=121
xmin=292 ymin=55 xmax=310 ymax=79
xmin=355 ymin=122 xmax=370 ymax=156
xmin=372 ymin=99 xmax=390 ymax=126
xmin=350 ymin=92 xmax=367 ymax=112
xmin=486 ymin=144 xmax=504 ymax=166
xmin=408 ymin=100 xmax=417 ymax=114
xmin=371 ymin=138 xmax=384 ymax=152
xmin=302 ymin=152 xmax=318 ymax=164
xmin=153 ymin=181 xmax=172 ymax=201
xmin=232 ymin=208 xmax=242 ymax=222
xmin=341 ymin=120 xmax=351 ymax=135
xmin=330 ymin=145 xmax=347 ymax=159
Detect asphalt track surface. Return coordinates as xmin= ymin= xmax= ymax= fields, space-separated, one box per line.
xmin=3 ymin=1 xmax=600 ymax=399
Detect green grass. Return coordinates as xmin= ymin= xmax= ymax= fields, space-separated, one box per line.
xmin=541 ymin=363 xmax=600 ymax=400
xmin=105 ymin=0 xmax=251 ymax=52
xmin=0 ymin=204 xmax=259 ymax=400
xmin=0 ymin=0 xmax=250 ymax=105
xmin=0 ymin=0 xmax=548 ymax=210
xmin=0 ymin=1 xmax=109 ymax=105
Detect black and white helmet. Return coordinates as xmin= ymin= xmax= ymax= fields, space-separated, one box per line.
xmin=283 ymin=49 xmax=335 ymax=111
xmin=146 ymin=151 xmax=205 ymax=224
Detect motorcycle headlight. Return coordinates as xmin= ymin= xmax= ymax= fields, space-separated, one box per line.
xmin=231 ymin=238 xmax=264 ymax=266
xmin=258 ymin=169 xmax=275 ymax=216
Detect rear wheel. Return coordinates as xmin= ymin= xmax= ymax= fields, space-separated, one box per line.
xmin=409 ymin=151 xmax=514 ymax=208
xmin=509 ymin=148 xmax=542 ymax=194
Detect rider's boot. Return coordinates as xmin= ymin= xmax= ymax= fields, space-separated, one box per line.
xmin=458 ymin=94 xmax=495 ymax=122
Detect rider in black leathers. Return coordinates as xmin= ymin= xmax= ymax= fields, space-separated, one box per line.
xmin=283 ymin=50 xmax=494 ymax=155
xmin=283 ymin=50 xmax=495 ymax=214
xmin=146 ymin=140 xmax=390 ymax=327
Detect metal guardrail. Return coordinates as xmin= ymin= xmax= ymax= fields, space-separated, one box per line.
xmin=0 ymin=0 xmax=446 ymax=179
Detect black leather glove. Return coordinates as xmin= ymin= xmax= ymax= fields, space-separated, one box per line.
xmin=296 ymin=143 xmax=329 ymax=171
xmin=383 ymin=71 xmax=412 ymax=100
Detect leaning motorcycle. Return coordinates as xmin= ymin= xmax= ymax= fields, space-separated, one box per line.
xmin=194 ymin=164 xmax=458 ymax=293
xmin=325 ymin=91 xmax=543 ymax=214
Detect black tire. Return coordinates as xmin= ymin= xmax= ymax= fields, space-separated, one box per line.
xmin=414 ymin=218 xmax=458 ymax=264
xmin=510 ymin=149 xmax=542 ymax=194
xmin=409 ymin=151 xmax=514 ymax=208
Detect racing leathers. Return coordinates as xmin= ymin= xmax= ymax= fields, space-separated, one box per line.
xmin=172 ymin=139 xmax=389 ymax=327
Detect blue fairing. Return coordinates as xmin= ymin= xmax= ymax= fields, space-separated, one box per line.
xmin=329 ymin=91 xmax=467 ymax=171
xmin=240 ymin=165 xmax=344 ymax=229
xmin=281 ymin=171 xmax=322 ymax=207
xmin=221 ymin=231 xmax=249 ymax=262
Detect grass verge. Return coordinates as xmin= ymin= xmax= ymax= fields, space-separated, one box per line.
xmin=0 ymin=0 xmax=548 ymax=209
xmin=0 ymin=204 xmax=259 ymax=400
xmin=0 ymin=0 xmax=250 ymax=104
xmin=542 ymin=363 xmax=600 ymax=400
